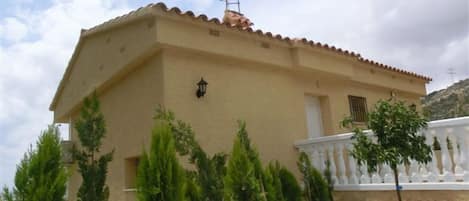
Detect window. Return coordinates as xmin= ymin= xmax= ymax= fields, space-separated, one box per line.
xmin=348 ymin=95 xmax=367 ymax=122
xmin=124 ymin=157 xmax=140 ymax=189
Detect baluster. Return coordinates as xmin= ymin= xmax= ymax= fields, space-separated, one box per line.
xmin=398 ymin=164 xmax=409 ymax=183
xmin=310 ymin=148 xmax=320 ymax=169
xmin=359 ymin=162 xmax=371 ymax=184
xmin=419 ymin=133 xmax=430 ymax=182
xmin=409 ymin=131 xmax=426 ymax=183
xmin=383 ymin=163 xmax=394 ymax=183
xmin=336 ymin=143 xmax=347 ymax=184
xmin=318 ymin=145 xmax=326 ymax=172
xmin=347 ymin=144 xmax=359 ymax=184
xmin=438 ymin=131 xmax=455 ymax=182
xmin=451 ymin=134 xmax=464 ymax=177
xmin=426 ymin=130 xmax=439 ymax=182
xmin=371 ymin=166 xmax=382 ymax=184
xmin=327 ymin=144 xmax=338 ymax=184
xmin=461 ymin=126 xmax=469 ymax=181
xmin=409 ymin=159 xmax=422 ymax=183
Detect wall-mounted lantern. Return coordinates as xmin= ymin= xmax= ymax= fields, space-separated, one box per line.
xmin=196 ymin=77 xmax=208 ymax=98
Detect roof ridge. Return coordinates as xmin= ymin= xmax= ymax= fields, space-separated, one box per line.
xmin=80 ymin=2 xmax=432 ymax=81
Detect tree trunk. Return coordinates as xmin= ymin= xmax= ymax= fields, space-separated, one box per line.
xmin=393 ymin=168 xmax=402 ymax=201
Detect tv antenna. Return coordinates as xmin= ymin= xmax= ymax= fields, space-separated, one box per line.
xmin=448 ymin=68 xmax=456 ymax=83
xmin=220 ymin=0 xmax=241 ymax=13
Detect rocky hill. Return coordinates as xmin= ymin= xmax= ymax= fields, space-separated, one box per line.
xmin=422 ymin=78 xmax=469 ymax=120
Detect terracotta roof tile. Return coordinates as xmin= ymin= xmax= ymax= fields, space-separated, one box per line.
xmin=81 ymin=2 xmax=431 ymax=81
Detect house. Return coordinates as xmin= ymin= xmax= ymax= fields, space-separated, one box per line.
xmin=50 ymin=3 xmax=459 ymax=201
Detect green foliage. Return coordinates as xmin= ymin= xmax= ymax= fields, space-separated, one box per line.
xmin=73 ymin=92 xmax=114 ymax=201
xmin=342 ymin=99 xmax=432 ymax=201
xmin=136 ymin=122 xmax=186 ymax=201
xmin=154 ymin=107 xmax=226 ymax=201
xmin=235 ymin=121 xmax=271 ymax=201
xmin=224 ymin=129 xmax=264 ymax=201
xmin=263 ymin=165 xmax=284 ymax=201
xmin=184 ymin=172 xmax=202 ymax=201
xmin=298 ymin=153 xmax=331 ymax=201
xmin=266 ymin=161 xmax=302 ymax=201
xmin=1 ymin=126 xmax=68 ymax=201
xmin=224 ymin=121 xmax=297 ymax=201
xmin=323 ymin=160 xmax=334 ymax=201
xmin=1 ymin=187 xmax=13 ymax=201
xmin=154 ymin=108 xmax=302 ymax=201
xmin=422 ymin=78 xmax=469 ymax=120
xmin=343 ymin=100 xmax=431 ymax=172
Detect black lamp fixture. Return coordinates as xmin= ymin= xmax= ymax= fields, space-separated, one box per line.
xmin=196 ymin=77 xmax=208 ymax=98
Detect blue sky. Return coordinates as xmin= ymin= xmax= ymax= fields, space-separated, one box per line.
xmin=0 ymin=0 xmax=468 ymax=187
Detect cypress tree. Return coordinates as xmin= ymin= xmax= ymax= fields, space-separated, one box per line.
xmin=136 ymin=122 xmax=186 ymax=201
xmin=266 ymin=161 xmax=302 ymax=201
xmin=343 ymin=100 xmax=431 ymax=201
xmin=154 ymin=107 xmax=226 ymax=201
xmin=73 ymin=92 xmax=113 ymax=201
xmin=1 ymin=187 xmax=13 ymax=201
xmin=1 ymin=126 xmax=68 ymax=201
xmin=298 ymin=152 xmax=331 ymax=201
xmin=224 ymin=134 xmax=262 ymax=201
xmin=224 ymin=121 xmax=273 ymax=201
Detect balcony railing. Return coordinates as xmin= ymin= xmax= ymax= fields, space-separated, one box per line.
xmin=295 ymin=116 xmax=469 ymax=190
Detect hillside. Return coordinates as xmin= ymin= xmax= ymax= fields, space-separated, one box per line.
xmin=422 ymin=78 xmax=469 ymax=121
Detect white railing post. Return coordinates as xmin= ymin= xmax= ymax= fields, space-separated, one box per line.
xmin=318 ymin=145 xmax=326 ymax=172
xmin=426 ymin=130 xmax=439 ymax=182
xmin=327 ymin=144 xmax=338 ymax=184
xmin=347 ymin=144 xmax=359 ymax=184
xmin=310 ymin=148 xmax=320 ymax=169
xmin=383 ymin=163 xmax=394 ymax=183
xmin=451 ymin=128 xmax=466 ymax=180
xmin=398 ymin=163 xmax=409 ymax=183
xmin=336 ymin=143 xmax=348 ymax=184
xmin=371 ymin=166 xmax=382 ymax=184
xmin=461 ymin=126 xmax=469 ymax=181
xmin=437 ymin=129 xmax=455 ymax=182
xmin=359 ymin=162 xmax=371 ymax=184
xmin=409 ymin=159 xmax=422 ymax=183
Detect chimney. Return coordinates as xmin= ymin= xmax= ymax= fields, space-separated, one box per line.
xmin=222 ymin=10 xmax=253 ymax=29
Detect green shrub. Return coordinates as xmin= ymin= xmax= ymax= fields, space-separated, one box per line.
xmin=73 ymin=93 xmax=113 ymax=201
xmin=154 ymin=107 xmax=226 ymax=201
xmin=298 ymin=152 xmax=331 ymax=201
xmin=267 ymin=161 xmax=302 ymax=201
xmin=136 ymin=122 xmax=186 ymax=201
xmin=1 ymin=126 xmax=68 ymax=201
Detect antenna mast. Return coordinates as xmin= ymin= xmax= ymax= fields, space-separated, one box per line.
xmin=221 ymin=0 xmax=241 ymax=13
xmin=448 ymin=68 xmax=456 ymax=83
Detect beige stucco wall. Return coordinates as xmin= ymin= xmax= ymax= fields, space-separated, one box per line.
xmin=160 ymin=48 xmax=423 ymax=176
xmin=67 ymin=53 xmax=164 ymax=201
xmin=57 ymin=14 xmax=429 ymax=201
xmin=54 ymin=18 xmax=158 ymax=121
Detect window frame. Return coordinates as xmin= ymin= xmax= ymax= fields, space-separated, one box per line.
xmin=348 ymin=95 xmax=368 ymax=123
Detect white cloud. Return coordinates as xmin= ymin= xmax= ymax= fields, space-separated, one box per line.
xmin=0 ymin=0 xmax=131 ymax=187
xmin=241 ymin=0 xmax=468 ymax=92
xmin=0 ymin=17 xmax=28 ymax=42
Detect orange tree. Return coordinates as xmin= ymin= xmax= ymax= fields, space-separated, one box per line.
xmin=342 ymin=100 xmax=432 ymax=201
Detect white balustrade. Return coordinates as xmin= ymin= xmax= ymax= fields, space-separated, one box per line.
xmin=347 ymin=144 xmax=359 ymax=184
xmin=383 ymin=163 xmax=394 ymax=183
xmin=295 ymin=116 xmax=469 ymax=191
xmin=336 ymin=143 xmax=348 ymax=184
xmin=327 ymin=144 xmax=338 ymax=184
xmin=398 ymin=164 xmax=409 ymax=183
